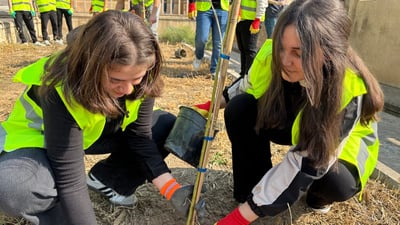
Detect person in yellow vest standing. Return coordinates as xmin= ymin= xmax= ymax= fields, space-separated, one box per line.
xmin=115 ymin=0 xmax=160 ymax=39
xmin=56 ymin=0 xmax=74 ymax=41
xmin=0 ymin=11 xmax=203 ymax=224
xmin=7 ymin=0 xmax=44 ymax=45
xmin=235 ymin=0 xmax=268 ymax=78
xmin=214 ymin=0 xmax=384 ymax=224
xmin=131 ymin=0 xmax=160 ymax=39
xmin=35 ymin=0 xmax=63 ymax=45
xmin=90 ymin=0 xmax=107 ymax=16
xmin=188 ymin=0 xmax=229 ymax=79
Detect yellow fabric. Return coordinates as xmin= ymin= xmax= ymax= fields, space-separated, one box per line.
xmin=36 ymin=0 xmax=57 ymax=13
xmin=11 ymin=0 xmax=31 ymax=11
xmin=131 ymin=0 xmax=154 ymax=7
xmin=240 ymin=0 xmax=265 ymax=21
xmin=245 ymin=39 xmax=273 ymax=99
xmin=245 ymin=39 xmax=378 ymax=199
xmin=56 ymin=0 xmax=71 ymax=9
xmin=1 ymin=57 xmax=143 ymax=152
xmin=196 ymin=0 xmax=229 ymax=11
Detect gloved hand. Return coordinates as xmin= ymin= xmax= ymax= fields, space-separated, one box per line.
xmin=249 ymin=18 xmax=261 ymax=34
xmin=192 ymin=100 xmax=211 ymax=117
xmin=188 ymin=2 xmax=196 ymax=20
xmin=67 ymin=8 xmax=73 ymax=15
xmin=170 ymin=185 xmax=206 ymax=217
xmin=30 ymin=10 xmax=36 ymax=16
xmin=10 ymin=10 xmax=16 ymax=18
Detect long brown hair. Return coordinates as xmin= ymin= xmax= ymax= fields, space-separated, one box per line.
xmin=40 ymin=10 xmax=163 ymax=118
xmin=256 ymin=0 xmax=384 ymax=168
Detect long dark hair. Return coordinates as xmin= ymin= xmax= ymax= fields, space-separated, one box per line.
xmin=40 ymin=10 xmax=163 ymax=118
xmin=256 ymin=0 xmax=384 ymax=168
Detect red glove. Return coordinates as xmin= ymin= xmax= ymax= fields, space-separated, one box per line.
xmin=192 ymin=100 xmax=211 ymax=117
xmin=188 ymin=2 xmax=197 ymax=20
xmin=249 ymin=18 xmax=261 ymax=34
xmin=215 ymin=207 xmax=250 ymax=225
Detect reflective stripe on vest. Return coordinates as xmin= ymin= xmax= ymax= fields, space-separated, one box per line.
xmin=56 ymin=0 xmax=71 ymax=9
xmin=245 ymin=39 xmax=378 ymax=198
xmin=132 ymin=0 xmax=154 ymax=7
xmin=36 ymin=0 xmax=57 ymax=12
xmin=91 ymin=0 xmax=105 ymax=12
xmin=11 ymin=0 xmax=31 ymax=11
xmin=240 ymin=0 xmax=264 ymax=21
xmin=196 ymin=0 xmax=229 ymax=11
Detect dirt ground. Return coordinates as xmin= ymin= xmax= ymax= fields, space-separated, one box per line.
xmin=0 ymin=43 xmax=399 ymax=225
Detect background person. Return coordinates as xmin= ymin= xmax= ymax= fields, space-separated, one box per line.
xmin=264 ymin=0 xmax=288 ymax=38
xmin=56 ymin=0 xmax=74 ymax=42
xmin=235 ymin=0 xmax=268 ymax=77
xmin=35 ymin=0 xmax=63 ymax=45
xmin=189 ymin=0 xmax=229 ymax=79
xmin=7 ymin=0 xmax=43 ymax=45
xmin=130 ymin=0 xmax=161 ymax=39
xmin=216 ymin=0 xmax=384 ymax=224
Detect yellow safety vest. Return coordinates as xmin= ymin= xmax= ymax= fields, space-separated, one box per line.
xmin=91 ymin=0 xmax=105 ymax=13
xmin=0 ymin=57 xmax=143 ymax=152
xmin=11 ymin=0 xmax=32 ymax=11
xmin=196 ymin=0 xmax=229 ymax=12
xmin=246 ymin=40 xmax=379 ymax=199
xmin=56 ymin=0 xmax=71 ymax=9
xmin=36 ymin=0 xmax=57 ymax=13
xmin=132 ymin=0 xmax=154 ymax=7
xmin=240 ymin=0 xmax=265 ymax=21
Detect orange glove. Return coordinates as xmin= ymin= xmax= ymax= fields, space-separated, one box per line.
xmin=192 ymin=100 xmax=211 ymax=117
xmin=249 ymin=18 xmax=261 ymax=34
xmin=188 ymin=2 xmax=197 ymax=20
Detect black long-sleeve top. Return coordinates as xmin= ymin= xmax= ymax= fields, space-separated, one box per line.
xmin=38 ymin=87 xmax=169 ymax=224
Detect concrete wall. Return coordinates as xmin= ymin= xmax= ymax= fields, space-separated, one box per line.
xmin=346 ymin=0 xmax=400 ymax=88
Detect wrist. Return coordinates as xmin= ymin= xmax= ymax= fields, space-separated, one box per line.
xmin=160 ymin=178 xmax=182 ymax=200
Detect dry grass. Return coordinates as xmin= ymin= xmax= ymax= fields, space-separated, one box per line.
xmin=0 ymin=43 xmax=399 ymax=225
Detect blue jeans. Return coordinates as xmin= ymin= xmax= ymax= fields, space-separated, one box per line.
xmin=264 ymin=16 xmax=278 ymax=38
xmin=195 ymin=9 xmax=228 ymax=73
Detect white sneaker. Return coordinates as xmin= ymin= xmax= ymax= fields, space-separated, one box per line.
xmin=54 ymin=39 xmax=64 ymax=45
xmin=43 ymin=40 xmax=51 ymax=46
xmin=311 ymin=204 xmax=331 ymax=214
xmin=193 ymin=58 xmax=202 ymax=71
xmin=87 ymin=173 xmax=138 ymax=206
xmin=33 ymin=41 xmax=45 ymax=46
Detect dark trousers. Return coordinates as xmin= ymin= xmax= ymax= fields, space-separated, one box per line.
xmin=225 ymin=93 xmax=292 ymax=202
xmin=86 ymin=110 xmax=176 ymax=196
xmin=56 ymin=8 xmax=73 ymax=39
xmin=235 ymin=20 xmax=261 ymax=77
xmin=225 ymin=93 xmax=361 ymax=205
xmin=40 ymin=11 xmax=59 ymax=41
xmin=14 ymin=11 xmax=38 ymax=43
xmin=306 ymin=160 xmax=361 ymax=208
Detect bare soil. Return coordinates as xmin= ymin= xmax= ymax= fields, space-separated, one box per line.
xmin=0 ymin=43 xmax=399 ymax=225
